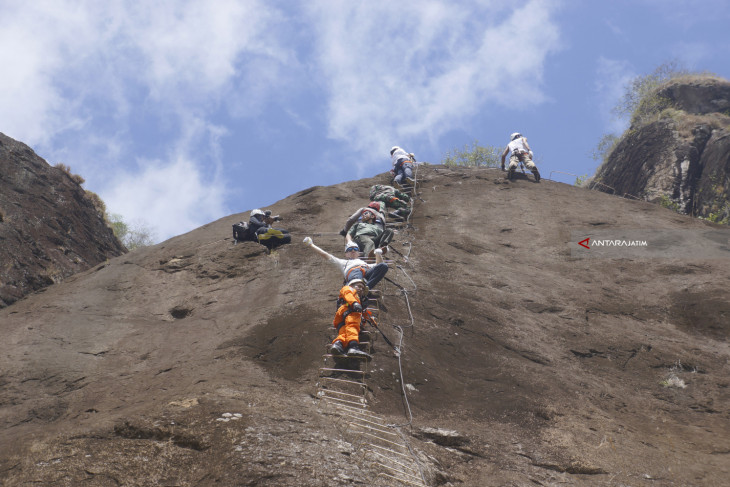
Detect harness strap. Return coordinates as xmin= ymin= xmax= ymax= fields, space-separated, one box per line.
xmin=346 ymin=265 xmax=368 ymax=280
xmin=334 ymin=307 xmax=360 ymax=329
xmin=512 ymin=150 xmax=530 ymax=162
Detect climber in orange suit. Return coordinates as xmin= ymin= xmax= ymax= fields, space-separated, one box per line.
xmin=330 ymin=279 xmax=370 ymax=357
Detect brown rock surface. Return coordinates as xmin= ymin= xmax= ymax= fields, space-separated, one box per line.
xmin=590 ymin=76 xmax=730 ymax=221
xmin=0 ymin=132 xmax=126 ymax=307
xmin=1 ymin=166 xmax=729 ymax=486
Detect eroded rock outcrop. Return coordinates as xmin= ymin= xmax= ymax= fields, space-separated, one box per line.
xmin=0 ymin=132 xmax=126 ymax=307
xmin=591 ymin=76 xmax=730 ymax=222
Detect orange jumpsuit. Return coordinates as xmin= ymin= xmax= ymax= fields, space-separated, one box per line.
xmin=332 ymin=284 xmax=363 ymax=347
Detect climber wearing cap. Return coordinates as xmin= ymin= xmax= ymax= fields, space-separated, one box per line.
xmin=500 ymin=132 xmax=541 ymax=182
xmin=345 ymin=207 xmax=393 ymax=258
xmin=340 ymin=201 xmax=387 ymax=236
xmin=329 ymin=278 xmax=370 ymax=357
xmin=303 ymin=237 xmax=388 ymax=290
xmin=369 ymin=184 xmax=411 ymax=221
xmin=249 ymin=208 xmax=291 ymax=250
xmin=390 ymin=146 xmax=416 ymax=188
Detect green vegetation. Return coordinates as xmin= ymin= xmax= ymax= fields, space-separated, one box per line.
xmin=658 ymin=194 xmax=681 ymax=213
xmin=660 ymin=359 xmax=691 ymax=389
xmin=657 ymin=107 xmax=684 ymax=122
xmin=574 ymin=174 xmax=591 ymax=187
xmin=442 ymin=140 xmax=502 ymax=168
xmin=591 ymin=63 xmax=730 ymax=225
xmin=591 ymin=133 xmax=620 ymax=165
xmin=108 ymin=214 xmax=127 ymax=240
xmin=697 ymin=178 xmax=730 ymax=225
xmin=108 ymin=213 xmax=156 ymax=250
xmin=660 ymin=375 xmax=686 ymax=389
xmin=612 ymin=61 xmax=690 ymax=126
xmin=702 ymin=202 xmax=730 ymax=225
xmin=592 ymin=62 xmax=696 ymax=167
xmin=55 ymin=162 xmax=157 ymax=248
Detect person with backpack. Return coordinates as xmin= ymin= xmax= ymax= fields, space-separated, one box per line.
xmin=303 ymin=237 xmax=388 ymax=290
xmin=369 ymin=184 xmax=411 ymax=221
xmin=390 ymin=146 xmax=416 ymax=187
xmin=500 ymin=132 xmax=541 ymax=182
xmin=339 ymin=201 xmax=386 ymax=236
xmin=233 ymin=209 xmax=291 ymax=250
xmin=345 ymin=207 xmax=393 ymax=258
xmin=329 ymin=278 xmax=370 ymax=357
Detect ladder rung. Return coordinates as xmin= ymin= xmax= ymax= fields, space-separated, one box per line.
xmin=365 ymin=443 xmax=411 ymax=459
xmin=330 ymin=403 xmax=385 ymax=422
xmin=318 ymin=395 xmax=367 ymax=408
xmin=376 ymin=472 xmax=427 ymax=487
xmin=323 ymin=352 xmax=370 ymax=360
xmin=344 ymin=415 xmax=395 ymax=432
xmin=322 ymin=353 xmax=369 ymax=361
xmin=346 ymin=415 xmax=396 ymax=431
xmin=346 ymin=420 xmax=398 ymax=438
xmin=363 ymin=432 xmax=410 ymax=451
xmin=373 ymin=462 xmax=423 ymax=482
xmin=318 ymin=376 xmax=367 ymax=388
xmin=365 ymin=449 xmax=420 ymax=475
xmin=318 ymin=388 xmax=366 ymax=401
xmin=319 ymin=367 xmax=365 ymax=374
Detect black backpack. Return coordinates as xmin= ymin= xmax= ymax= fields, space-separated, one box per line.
xmin=232 ymin=222 xmax=254 ymax=242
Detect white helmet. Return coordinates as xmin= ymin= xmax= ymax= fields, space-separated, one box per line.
xmin=251 ymin=209 xmax=265 ymax=217
xmin=510 ymin=132 xmax=522 ymax=141
xmin=347 ymin=279 xmax=368 ymax=294
xmin=390 ymin=146 xmax=401 ymax=155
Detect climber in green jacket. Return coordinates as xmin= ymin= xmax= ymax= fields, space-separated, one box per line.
xmin=345 ymin=208 xmax=393 ymax=258
xmin=369 ymin=184 xmax=411 ymax=221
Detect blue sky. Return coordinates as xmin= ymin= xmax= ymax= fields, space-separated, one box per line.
xmin=1 ymin=0 xmax=729 ymax=242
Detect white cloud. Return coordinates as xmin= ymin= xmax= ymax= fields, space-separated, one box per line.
xmin=99 ymin=113 xmax=231 ymax=241
xmin=594 ymin=57 xmax=635 ymax=134
xmin=0 ymin=2 xmax=98 ymax=146
xmin=671 ymin=42 xmax=715 ymax=71
xmin=305 ymin=0 xmax=562 ymax=169
xmin=0 ymin=0 xmax=567 ymax=238
xmin=604 ymin=19 xmax=626 ymax=39
xmin=0 ymin=0 xmax=290 ymax=241
xmin=0 ymin=0 xmax=289 ymax=144
xmin=102 ymin=154 xmax=228 ymax=242
xmin=123 ymin=0 xmax=293 ymax=107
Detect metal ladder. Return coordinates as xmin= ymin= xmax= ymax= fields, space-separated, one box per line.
xmin=315 ymin=289 xmax=428 ymax=487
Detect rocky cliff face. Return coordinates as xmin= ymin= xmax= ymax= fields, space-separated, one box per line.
xmin=1 ymin=166 xmax=728 ymax=486
xmin=0 ymin=132 xmax=126 ymax=307
xmin=590 ymin=76 xmax=730 ymax=222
